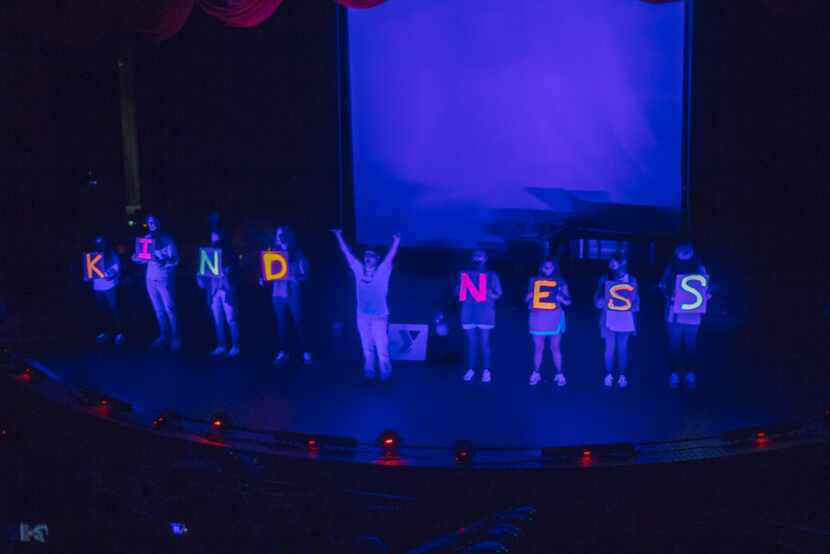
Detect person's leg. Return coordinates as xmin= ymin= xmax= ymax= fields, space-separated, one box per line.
xmin=93 ymin=291 xmax=109 ymax=339
xmin=272 ymin=297 xmax=289 ymax=355
xmin=159 ymin=280 xmax=179 ymax=347
xmin=224 ymin=295 xmax=240 ymax=352
xmin=289 ymin=293 xmax=310 ymax=362
xmin=617 ymin=333 xmax=630 ymax=375
xmin=480 ymin=328 xmax=491 ymax=370
xmin=210 ymin=292 xmax=227 ymax=350
xmin=105 ymin=288 xmax=124 ymax=338
xmin=532 ymin=335 xmax=545 ymax=372
xmin=550 ymin=334 xmax=563 ymax=374
xmin=356 ymin=314 xmax=376 ymax=377
xmin=146 ymin=280 xmax=169 ymax=342
xmin=604 ymin=333 xmax=616 ymax=374
xmin=667 ymin=323 xmax=683 ymax=371
xmin=372 ymin=316 xmax=391 ymax=380
xmin=683 ymin=324 xmax=700 ymax=371
xmin=465 ymin=328 xmax=478 ymax=370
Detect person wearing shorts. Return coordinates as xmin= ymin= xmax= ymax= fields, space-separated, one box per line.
xmin=527 ymin=259 xmax=571 ymax=387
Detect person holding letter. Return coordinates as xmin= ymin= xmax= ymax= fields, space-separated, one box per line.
xmin=196 ymin=230 xmax=240 ymax=358
xmin=332 ymin=229 xmax=400 ymax=382
xmin=262 ymin=226 xmax=312 ymax=366
xmin=131 ymin=214 xmax=181 ymax=350
xmin=593 ymin=254 xmax=640 ymax=388
xmin=659 ymin=243 xmax=711 ymax=388
xmin=526 ymin=259 xmax=571 ymax=387
xmin=459 ymin=250 xmax=502 ymax=383
xmin=85 ymin=235 xmax=125 ymax=345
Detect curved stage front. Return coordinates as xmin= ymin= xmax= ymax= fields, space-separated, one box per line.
xmin=22 ymin=334 xmax=830 ymax=467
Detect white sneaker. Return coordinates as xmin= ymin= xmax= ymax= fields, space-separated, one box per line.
xmin=211 ymin=346 xmax=227 ymax=357
xmin=554 ymin=373 xmax=567 ymax=387
xmin=685 ymin=371 xmax=697 ymax=389
xmin=529 ymin=371 xmax=541 ymax=386
xmin=273 ymin=351 xmax=288 ymax=365
xmin=150 ymin=336 xmax=167 ymax=349
xmin=617 ymin=375 xmax=628 ymax=388
xmin=303 ymin=352 xmax=312 ymax=365
xmin=669 ymin=372 xmax=680 ymax=388
xmin=482 ymin=370 xmax=492 ymax=383
xmin=96 ymin=332 xmax=109 ymax=344
xmin=463 ymin=369 xmax=475 ymax=382
xmin=114 ymin=333 xmax=125 ymax=345
xmin=227 ymin=347 xmax=240 ymax=358
xmin=604 ymin=373 xmax=614 ymax=387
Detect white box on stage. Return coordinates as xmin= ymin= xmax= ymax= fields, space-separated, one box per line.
xmin=388 ymin=323 xmax=429 ymax=361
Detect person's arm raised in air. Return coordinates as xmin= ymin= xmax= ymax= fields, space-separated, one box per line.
xmin=331 ymin=229 xmax=360 ymax=268
xmin=381 ymin=233 xmax=401 ymax=267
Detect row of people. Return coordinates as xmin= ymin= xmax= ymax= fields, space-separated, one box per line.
xmin=85 ymin=215 xmax=709 ymax=388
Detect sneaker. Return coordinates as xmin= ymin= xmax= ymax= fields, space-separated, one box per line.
xmin=150 ymin=336 xmax=167 ymax=349
xmin=302 ymin=352 xmax=313 ymax=365
xmin=685 ymin=371 xmax=697 ymax=389
xmin=380 ymin=370 xmax=392 ymax=383
xmin=554 ymin=373 xmax=567 ymax=387
xmin=669 ymin=372 xmax=680 ymax=389
xmin=529 ymin=371 xmax=542 ymax=386
xmin=482 ymin=369 xmax=492 ymax=383
xmin=170 ymin=339 xmax=183 ymax=352
xmin=114 ymin=333 xmax=125 ymax=345
xmin=96 ymin=332 xmax=109 ymax=344
xmin=272 ymin=351 xmax=288 ymax=366
xmin=211 ymin=346 xmax=227 ymax=357
xmin=227 ymin=346 xmax=240 ymax=358
xmin=604 ymin=373 xmax=614 ymax=388
xmin=363 ymin=368 xmax=377 ymax=381
xmin=463 ymin=369 xmax=475 ymax=382
xmin=617 ymin=375 xmax=628 ymax=388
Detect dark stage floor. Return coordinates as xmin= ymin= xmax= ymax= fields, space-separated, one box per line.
xmin=28 ymin=329 xmax=827 ymax=450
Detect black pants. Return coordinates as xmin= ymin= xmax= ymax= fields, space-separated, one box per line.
xmin=667 ymin=322 xmax=699 ymax=371
xmin=272 ymin=295 xmax=304 ymax=351
xmin=94 ymin=288 xmax=122 ymax=335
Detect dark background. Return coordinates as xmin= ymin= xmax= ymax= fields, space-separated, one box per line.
xmin=1 ymin=0 xmax=828 ymax=354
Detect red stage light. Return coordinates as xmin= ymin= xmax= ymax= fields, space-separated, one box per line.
xmin=208 ymin=412 xmax=231 ymax=437
xmin=307 ymin=438 xmax=319 ymax=450
xmin=377 ymin=430 xmax=401 ymax=457
xmin=454 ymin=440 xmax=474 ymax=464
xmin=582 ymin=450 xmax=592 ymax=457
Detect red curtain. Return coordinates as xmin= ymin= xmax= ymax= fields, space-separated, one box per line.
xmin=334 ymin=0 xmax=389 ymax=8
xmin=199 ymin=0 xmax=284 ymax=28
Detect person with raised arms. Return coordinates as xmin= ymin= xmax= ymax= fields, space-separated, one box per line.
xmin=332 ymin=229 xmax=400 ymax=382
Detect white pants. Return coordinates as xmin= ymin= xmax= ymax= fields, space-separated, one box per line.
xmin=357 ymin=314 xmax=390 ymax=378
xmin=211 ymin=290 xmax=239 ymax=349
xmin=147 ymin=278 xmax=178 ymax=342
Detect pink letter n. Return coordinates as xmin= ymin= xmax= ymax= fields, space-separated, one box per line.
xmin=458 ymin=272 xmax=487 ymax=302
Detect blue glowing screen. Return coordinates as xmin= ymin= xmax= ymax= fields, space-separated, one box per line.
xmin=348 ymin=0 xmax=685 ymax=247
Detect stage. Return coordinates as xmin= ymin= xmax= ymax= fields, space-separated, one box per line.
xmin=26 ymin=328 xmax=826 ymax=453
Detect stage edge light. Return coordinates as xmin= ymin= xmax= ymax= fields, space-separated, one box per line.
xmin=542 ymin=443 xmax=637 ymax=463
xmin=454 ymin=440 xmax=474 ymax=464
xmin=377 ymin=430 xmax=401 ymax=458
